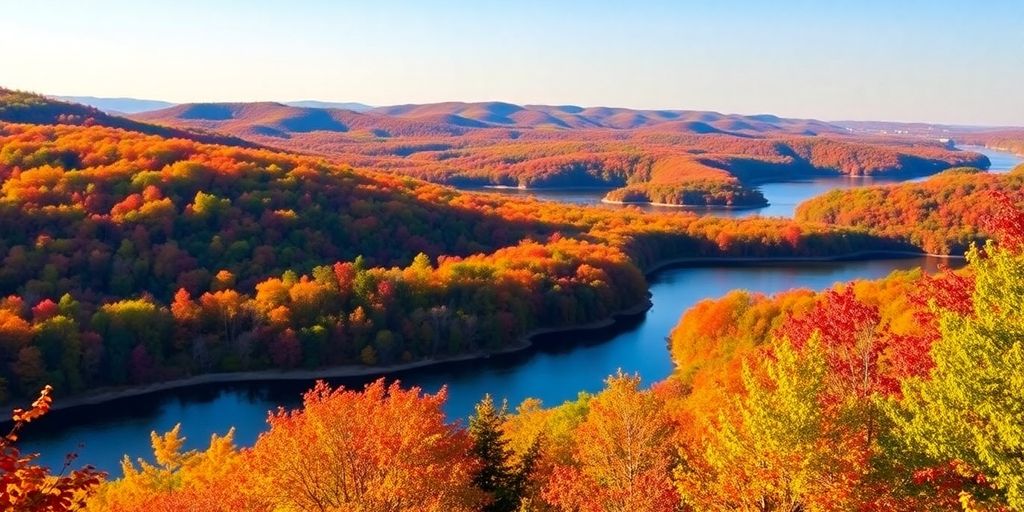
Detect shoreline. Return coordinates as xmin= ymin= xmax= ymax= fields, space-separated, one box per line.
xmin=962 ymin=144 xmax=1024 ymax=159
xmin=36 ymin=298 xmax=654 ymax=413
xmin=640 ymin=249 xmax=963 ymax=275
xmin=600 ymin=198 xmax=768 ymax=210
xmin=480 ymin=185 xmax=618 ymax=191
xmin=19 ymin=249 xmax=958 ymax=414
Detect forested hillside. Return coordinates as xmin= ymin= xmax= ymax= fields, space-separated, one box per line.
xmin=4 ymin=91 xmax=1022 ymax=512
xmin=0 ymin=93 xmax=926 ymax=405
xmin=959 ymin=129 xmax=1024 ymax=156
xmin=796 ymin=165 xmax=1024 ymax=254
xmin=8 ymin=188 xmax=1023 ymax=511
xmin=0 ymin=89 xmax=255 ymax=148
xmin=133 ymin=100 xmax=989 ymax=208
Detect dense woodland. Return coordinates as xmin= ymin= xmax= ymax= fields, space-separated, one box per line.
xmin=960 ymin=130 xmax=1024 ymax=157
xmin=133 ymin=100 xmax=990 ymax=207
xmin=0 ymin=89 xmax=254 ymax=149
xmin=0 ymin=89 xmax=946 ymax=405
xmin=797 ymin=165 xmax=1024 ymax=254
xmin=3 ymin=91 xmax=1023 ymax=511
xmin=6 ymin=193 xmax=1024 ymax=511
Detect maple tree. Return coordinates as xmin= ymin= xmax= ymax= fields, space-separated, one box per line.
xmin=676 ymin=337 xmax=865 ymax=511
xmin=543 ymin=372 xmax=678 ymax=512
xmin=247 ymin=379 xmax=485 ymax=511
xmin=1 ymin=386 xmax=104 ymax=511
xmin=886 ymin=241 xmax=1024 ymax=510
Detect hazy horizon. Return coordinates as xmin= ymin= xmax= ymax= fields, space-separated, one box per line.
xmin=44 ymin=93 xmax=1024 ymax=128
xmin=6 ymin=0 xmax=1024 ymax=126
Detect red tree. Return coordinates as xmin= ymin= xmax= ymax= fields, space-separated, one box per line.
xmin=1 ymin=386 xmax=105 ymax=511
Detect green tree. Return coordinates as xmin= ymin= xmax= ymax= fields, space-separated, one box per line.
xmin=886 ymin=242 xmax=1024 ymax=509
xmin=469 ymin=394 xmax=521 ymax=512
xmin=676 ymin=337 xmax=863 ymax=511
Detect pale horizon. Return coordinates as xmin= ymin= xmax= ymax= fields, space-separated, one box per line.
xmin=5 ymin=0 xmax=1024 ymax=126
xmin=38 ymin=92 xmax=1024 ymax=129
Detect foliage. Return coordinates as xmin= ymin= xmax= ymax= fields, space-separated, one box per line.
xmin=248 ymin=379 xmax=485 ymax=511
xmin=1 ymin=386 xmax=104 ymax=511
xmin=133 ymin=97 xmax=987 ymax=206
xmin=676 ymin=337 xmax=865 ymax=511
xmin=0 ymin=118 xmax=915 ymax=403
xmin=796 ymin=171 xmax=1024 ymax=254
xmin=886 ymin=242 xmax=1024 ymax=509
xmin=543 ymin=372 xmax=678 ymax=512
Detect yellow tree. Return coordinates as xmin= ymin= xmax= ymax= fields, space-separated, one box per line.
xmin=675 ymin=337 xmax=863 ymax=511
xmin=86 ymin=425 xmax=250 ymax=512
xmin=886 ymin=242 xmax=1024 ymax=510
xmin=543 ymin=372 xmax=678 ymax=512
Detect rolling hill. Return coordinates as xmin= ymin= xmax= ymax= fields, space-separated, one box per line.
xmin=130 ymin=99 xmax=989 ymax=208
xmin=138 ymin=100 xmax=851 ymax=136
xmin=55 ymin=95 xmax=375 ymax=115
xmin=1 ymin=88 xmax=258 ymax=148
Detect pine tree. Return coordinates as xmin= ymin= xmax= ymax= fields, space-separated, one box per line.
xmin=470 ymin=394 xmax=521 ymax=512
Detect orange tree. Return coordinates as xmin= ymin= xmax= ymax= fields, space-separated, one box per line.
xmin=1 ymin=385 xmax=104 ymax=511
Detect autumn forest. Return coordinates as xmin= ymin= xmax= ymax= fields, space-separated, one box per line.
xmin=2 ymin=71 xmax=1024 ymax=512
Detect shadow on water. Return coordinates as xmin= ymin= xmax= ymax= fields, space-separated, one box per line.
xmin=19 ymin=255 xmax=963 ymax=474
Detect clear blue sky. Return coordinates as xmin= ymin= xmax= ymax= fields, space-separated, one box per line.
xmin=4 ymin=0 xmax=1023 ymax=125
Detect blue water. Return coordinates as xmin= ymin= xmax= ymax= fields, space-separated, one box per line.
xmin=22 ymin=256 xmax=956 ymax=474
xmin=21 ymin=147 xmax=1013 ymax=474
xmin=973 ymin=145 xmax=1023 ymax=172
xmin=480 ymin=146 xmax=1023 ymax=218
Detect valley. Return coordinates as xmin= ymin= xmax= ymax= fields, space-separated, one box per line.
xmin=2 ymin=87 xmax=1022 ymax=511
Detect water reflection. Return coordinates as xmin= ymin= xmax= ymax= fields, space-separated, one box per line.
xmin=23 ymin=256 xmax=960 ymax=474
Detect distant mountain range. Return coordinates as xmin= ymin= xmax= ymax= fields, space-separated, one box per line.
xmin=131 ymin=100 xmax=851 ymax=138
xmin=49 ymin=95 xmax=1024 ymax=136
xmin=57 ymin=95 xmax=374 ymax=115
xmin=1 ymin=89 xmax=259 ymax=147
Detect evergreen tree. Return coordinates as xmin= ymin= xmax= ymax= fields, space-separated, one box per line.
xmin=470 ymin=394 xmax=521 ymax=512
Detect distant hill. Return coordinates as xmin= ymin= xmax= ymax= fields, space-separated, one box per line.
xmin=134 ymin=101 xmax=453 ymax=138
xmin=833 ymin=121 xmax=1024 ymax=157
xmin=956 ymin=129 xmax=1024 ymax=156
xmin=127 ymin=98 xmax=990 ymax=209
xmin=53 ymin=95 xmax=375 ymax=115
xmin=1 ymin=88 xmax=258 ymax=148
xmin=366 ymin=101 xmax=848 ymax=134
xmin=54 ymin=95 xmax=176 ymax=114
xmin=285 ymin=100 xmax=373 ymax=112
xmin=135 ymin=100 xmax=852 ymax=138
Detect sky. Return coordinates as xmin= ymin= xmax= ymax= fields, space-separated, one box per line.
xmin=3 ymin=0 xmax=1023 ymax=125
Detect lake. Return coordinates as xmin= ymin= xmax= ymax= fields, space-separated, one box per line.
xmin=20 ymin=146 xmax=1014 ymax=474
xmin=480 ymin=146 xmax=1023 ymax=218
xmin=22 ymin=256 xmax=957 ymax=473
